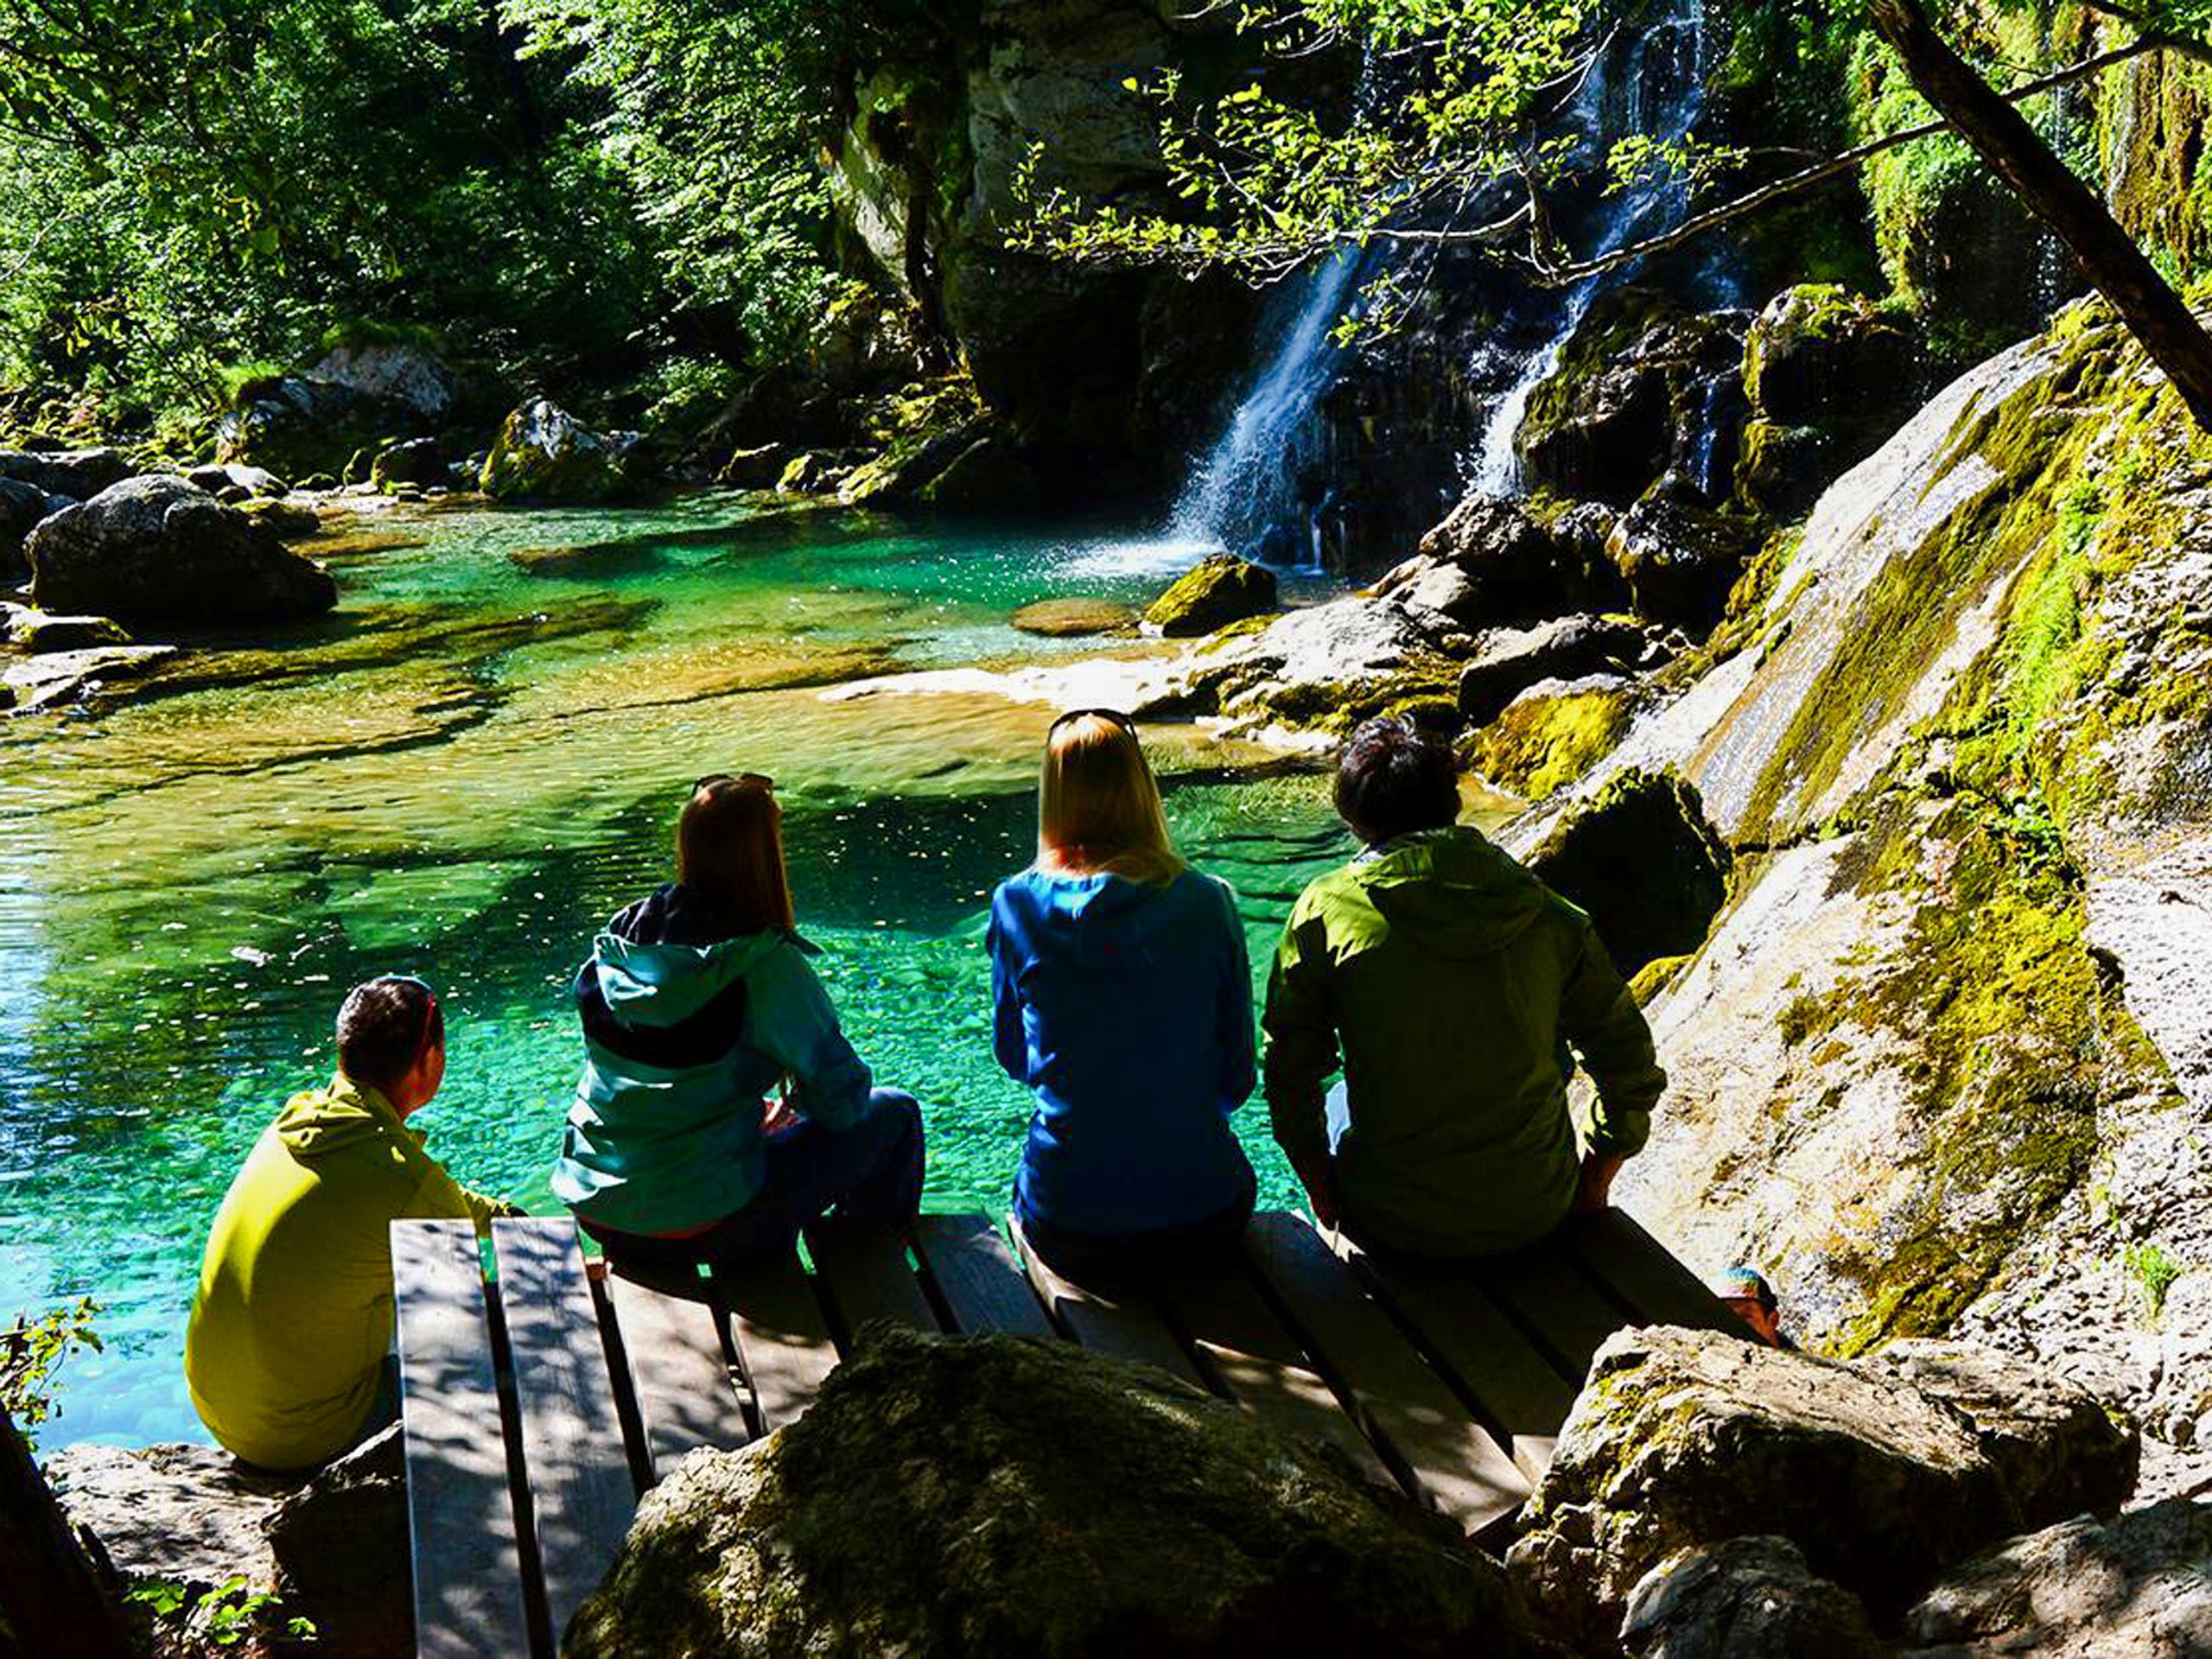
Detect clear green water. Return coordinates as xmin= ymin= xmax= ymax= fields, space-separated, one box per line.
xmin=0 ymin=493 xmax=1364 ymax=1448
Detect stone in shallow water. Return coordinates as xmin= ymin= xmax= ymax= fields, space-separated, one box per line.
xmin=3 ymin=643 xmax=177 ymax=709
xmin=569 ymin=1328 xmax=1541 ymax=1658
xmin=1146 ymin=551 xmax=1278 ymax=637
xmin=1010 ymin=596 xmax=1136 ymax=637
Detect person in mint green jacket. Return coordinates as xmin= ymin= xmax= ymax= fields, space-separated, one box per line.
xmin=552 ymin=774 xmax=923 ymax=1270
xmin=1263 ymin=717 xmax=1665 ymax=1258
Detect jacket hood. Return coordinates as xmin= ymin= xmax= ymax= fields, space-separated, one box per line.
xmin=1006 ymin=868 xmax=1194 ymax=976
xmin=1351 ymin=826 xmax=1549 ymax=959
xmin=589 ymin=928 xmax=794 ymax=1028
xmin=274 ymin=1076 xmax=406 ymax=1157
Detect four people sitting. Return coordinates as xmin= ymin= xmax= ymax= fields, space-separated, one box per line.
xmin=186 ymin=713 xmax=1666 ymax=1466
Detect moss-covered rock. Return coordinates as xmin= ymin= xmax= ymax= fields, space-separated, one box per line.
xmin=480 ymin=400 xmax=638 ymax=504
xmin=1505 ymin=1326 xmax=2137 ymax=1649
xmin=1146 ymin=552 xmax=1279 ymax=637
xmin=568 ymin=1329 xmax=1541 ymax=1658
xmin=1735 ymin=285 xmax=1925 ymax=519
xmin=1464 ymin=673 xmax=1637 ymax=801
xmin=1528 ymin=769 xmax=1731 ymax=980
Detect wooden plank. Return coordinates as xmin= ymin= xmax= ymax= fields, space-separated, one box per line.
xmin=391 ymin=1219 xmax=534 ymax=1659
xmin=1008 ymin=1216 xmax=1205 ymax=1386
xmin=804 ymin=1222 xmax=940 ymax=1350
xmin=603 ymin=1268 xmax=752 ymax=1481
xmin=492 ymin=1218 xmax=639 ymax=1647
xmin=1560 ymin=1209 xmax=1744 ymax=1334
xmin=1465 ymin=1237 xmax=1634 ymax=1384
xmin=713 ymin=1250 xmax=839 ymax=1432
xmin=912 ymin=1213 xmax=1055 ymax=1339
xmin=1338 ymin=1241 xmax=1580 ymax=1483
xmin=1242 ymin=1213 xmax=1528 ymax=1534
xmin=1151 ymin=1256 xmax=1395 ymax=1489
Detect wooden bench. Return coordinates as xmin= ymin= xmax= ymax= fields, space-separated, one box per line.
xmin=392 ymin=1207 xmax=1741 ymax=1657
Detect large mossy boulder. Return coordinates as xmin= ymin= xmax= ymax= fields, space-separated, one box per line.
xmin=1146 ymin=551 xmax=1278 ymax=637
xmin=569 ymin=1329 xmax=1541 ymax=1658
xmin=1527 ymin=768 xmax=1731 ymax=979
xmin=480 ymin=399 xmax=638 ymax=503
xmin=1735 ymin=285 xmax=1924 ymax=519
xmin=24 ymin=475 xmax=337 ymax=631
xmin=1505 ymin=1326 xmax=2140 ymax=1649
xmin=217 ymin=374 xmax=399 ymax=481
xmin=1463 ymin=672 xmax=1637 ymax=802
xmin=0 ymin=475 xmax=67 ymax=583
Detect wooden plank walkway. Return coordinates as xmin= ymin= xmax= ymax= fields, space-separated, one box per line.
xmin=393 ymin=1208 xmax=1741 ymax=1656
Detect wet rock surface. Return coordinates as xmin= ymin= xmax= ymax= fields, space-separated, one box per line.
xmin=1457 ymin=614 xmax=1652 ymax=728
xmin=1505 ymin=1325 xmax=2136 ymax=1649
xmin=25 ymin=476 xmax=337 ymax=631
xmin=1010 ymin=596 xmax=1136 ymax=636
xmin=569 ymin=1328 xmax=1541 ymax=1659
xmin=1399 ymin=496 xmax=1628 ymax=626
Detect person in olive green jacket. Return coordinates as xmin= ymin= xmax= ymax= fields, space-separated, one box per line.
xmin=185 ymin=976 xmax=517 ymax=1471
xmin=1263 ymin=717 xmax=1665 ymax=1258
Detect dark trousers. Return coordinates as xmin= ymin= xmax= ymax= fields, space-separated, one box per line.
xmin=587 ymin=1089 xmax=925 ymax=1271
xmin=1015 ymin=1173 xmax=1257 ymax=1289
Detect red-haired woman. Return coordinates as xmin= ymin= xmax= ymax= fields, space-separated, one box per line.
xmin=553 ymin=774 xmax=924 ymax=1268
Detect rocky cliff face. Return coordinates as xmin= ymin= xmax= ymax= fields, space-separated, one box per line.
xmin=1498 ymin=300 xmax=2212 ymax=1497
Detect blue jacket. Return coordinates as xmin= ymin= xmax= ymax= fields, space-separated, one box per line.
xmin=551 ymin=885 xmax=872 ymax=1235
xmin=989 ymin=867 xmax=1257 ymax=1236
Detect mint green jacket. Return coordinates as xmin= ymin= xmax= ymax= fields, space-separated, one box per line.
xmin=1262 ymin=825 xmax=1665 ymax=1256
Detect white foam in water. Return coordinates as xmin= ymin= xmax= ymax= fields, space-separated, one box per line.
xmin=1058 ymin=535 xmax=1224 ymax=580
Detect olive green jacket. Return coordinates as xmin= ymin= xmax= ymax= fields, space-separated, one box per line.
xmin=1262 ymin=825 xmax=1664 ymax=1257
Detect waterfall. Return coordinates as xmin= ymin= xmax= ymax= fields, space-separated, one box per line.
xmin=1468 ymin=0 xmax=1718 ymax=498
xmin=1166 ymin=244 xmax=1370 ymax=573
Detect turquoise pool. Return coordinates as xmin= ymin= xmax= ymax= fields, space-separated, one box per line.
xmin=0 ymin=494 xmax=1366 ymax=1447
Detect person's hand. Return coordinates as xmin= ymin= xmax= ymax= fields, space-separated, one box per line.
xmin=760 ymin=1087 xmax=799 ymax=1138
xmin=1573 ymin=1152 xmax=1624 ymax=1215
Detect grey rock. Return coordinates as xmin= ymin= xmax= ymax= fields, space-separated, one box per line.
xmin=235 ymin=498 xmax=324 ymax=540
xmin=25 ymin=475 xmax=336 ymax=630
xmin=718 ymin=442 xmax=791 ymax=490
xmin=0 ymin=445 xmax=132 ymax=499
xmin=312 ymin=340 xmax=463 ymax=423
xmin=1620 ymin=1536 xmax=1882 ymax=1659
xmin=1403 ymin=495 xmax=1629 ymax=625
xmin=569 ymin=1328 xmax=1541 ymax=1659
xmin=2 ymin=643 xmax=176 ymax=709
xmin=0 ymin=475 xmax=68 ymax=582
xmin=1605 ymin=483 xmax=1763 ymax=634
xmin=1459 ymin=613 xmax=1651 ymax=728
xmin=1902 ymin=1497 xmax=2212 ymax=1655
xmin=218 ymin=374 xmax=397 ymax=480
xmin=775 ymin=449 xmax=849 ymax=496
xmin=1505 ymin=1326 xmax=2139 ymax=1649
xmin=47 ymin=1441 xmax=283 ymax=1598
xmin=186 ymin=462 xmax=287 ymax=499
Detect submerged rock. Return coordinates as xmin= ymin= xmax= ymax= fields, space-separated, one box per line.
xmin=1010 ymin=597 xmax=1136 ymax=637
xmin=1506 ymin=1326 xmax=2138 ymax=1649
xmin=25 ymin=476 xmax=337 ymax=631
xmin=1900 ymin=1496 xmax=2212 ymax=1653
xmin=4 ymin=609 xmax=132 ymax=652
xmin=1527 ymin=769 xmax=1730 ymax=979
xmin=480 ymin=399 xmax=639 ymax=503
xmin=1619 ymin=1536 xmax=1881 ymax=1659
xmin=3 ymin=643 xmax=177 ymax=709
xmin=1146 ymin=552 xmax=1278 ymax=637
xmin=569 ymin=1329 xmax=1540 ymax=1658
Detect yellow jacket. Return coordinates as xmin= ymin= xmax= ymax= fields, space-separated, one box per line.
xmin=184 ymin=1074 xmax=508 ymax=1470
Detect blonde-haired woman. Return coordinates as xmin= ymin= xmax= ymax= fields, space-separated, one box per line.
xmin=989 ymin=710 xmax=1257 ymax=1281
xmin=554 ymin=774 xmax=924 ymax=1269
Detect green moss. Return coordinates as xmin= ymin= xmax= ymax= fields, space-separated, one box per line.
xmin=1629 ymin=953 xmax=1694 ymax=1005
xmin=1464 ymin=683 xmax=1633 ymax=801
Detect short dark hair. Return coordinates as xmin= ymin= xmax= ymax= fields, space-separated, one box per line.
xmin=1334 ymin=716 xmax=1461 ymax=844
xmin=335 ymin=976 xmax=443 ymax=1091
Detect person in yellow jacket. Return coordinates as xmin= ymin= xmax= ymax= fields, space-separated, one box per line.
xmin=185 ymin=976 xmax=518 ymax=1471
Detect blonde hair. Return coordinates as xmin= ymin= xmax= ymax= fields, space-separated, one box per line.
xmin=1037 ymin=713 xmax=1185 ymax=886
xmin=676 ymin=777 xmax=797 ymax=935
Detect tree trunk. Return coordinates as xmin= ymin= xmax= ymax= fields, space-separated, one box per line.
xmin=1866 ymin=0 xmax=2212 ymax=430
xmin=0 ymin=1407 xmax=134 ymax=1659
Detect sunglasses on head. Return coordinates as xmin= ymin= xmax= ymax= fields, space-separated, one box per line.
xmin=1048 ymin=708 xmax=1137 ymax=735
xmin=692 ymin=772 xmax=774 ymax=794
